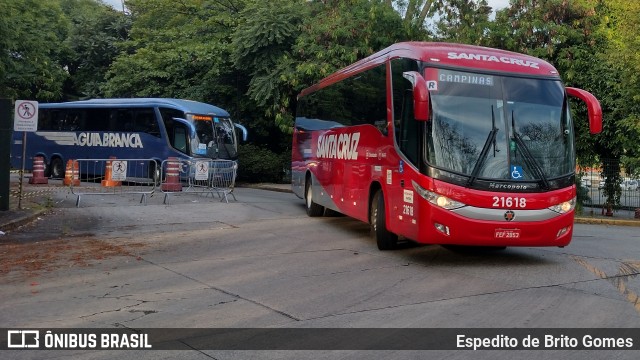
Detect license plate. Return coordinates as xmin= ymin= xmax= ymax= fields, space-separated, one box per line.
xmin=494 ymin=229 xmax=521 ymax=239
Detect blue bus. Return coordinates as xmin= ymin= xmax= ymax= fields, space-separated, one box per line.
xmin=10 ymin=98 xmax=247 ymax=181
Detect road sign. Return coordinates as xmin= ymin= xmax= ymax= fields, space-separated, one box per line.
xmin=14 ymin=100 xmax=39 ymax=132
xmin=111 ymin=160 xmax=128 ymax=181
xmin=195 ymin=161 xmax=209 ymax=180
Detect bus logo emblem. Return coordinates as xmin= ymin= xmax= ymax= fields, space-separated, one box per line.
xmin=504 ymin=211 xmax=515 ymax=222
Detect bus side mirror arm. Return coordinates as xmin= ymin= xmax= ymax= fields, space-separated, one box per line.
xmin=566 ymin=87 xmax=602 ymax=134
xmin=402 ymin=71 xmax=430 ymax=121
xmin=234 ymin=123 xmax=248 ymax=141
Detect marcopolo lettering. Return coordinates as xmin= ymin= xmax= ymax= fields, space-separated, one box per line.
xmin=74 ymin=133 xmax=143 ymax=148
xmin=316 ymin=132 xmax=360 ymax=160
xmin=447 ymin=52 xmax=540 ymax=69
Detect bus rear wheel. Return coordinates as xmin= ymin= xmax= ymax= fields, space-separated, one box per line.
xmin=371 ymin=190 xmax=398 ymax=250
xmin=305 ymin=178 xmax=324 ymax=217
xmin=50 ymin=157 xmax=64 ymax=179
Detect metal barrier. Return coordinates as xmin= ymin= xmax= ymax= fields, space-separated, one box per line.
xmin=69 ymin=158 xmax=157 ymax=207
xmin=578 ymin=159 xmax=640 ymax=218
xmin=160 ymin=159 xmax=237 ymax=204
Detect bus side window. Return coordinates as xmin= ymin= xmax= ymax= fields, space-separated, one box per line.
xmin=114 ymin=110 xmax=135 ymax=132
xmin=39 ymin=110 xmax=52 ymax=130
xmin=173 ymin=125 xmax=189 ymax=154
xmin=85 ymin=108 xmax=109 ymax=131
xmin=159 ymin=107 xmax=185 ymax=137
xmin=391 ymin=58 xmax=421 ymax=166
xmin=135 ymin=110 xmax=160 ymax=137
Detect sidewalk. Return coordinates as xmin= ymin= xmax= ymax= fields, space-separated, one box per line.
xmin=2 ymin=177 xmax=638 ymax=235
xmin=0 ymin=174 xmax=62 ymax=234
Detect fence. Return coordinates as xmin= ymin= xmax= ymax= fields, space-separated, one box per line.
xmin=160 ymin=158 xmax=237 ymax=204
xmin=65 ymin=158 xmax=237 ymax=207
xmin=69 ymin=158 xmax=157 ymax=207
xmin=578 ymin=159 xmax=640 ymax=219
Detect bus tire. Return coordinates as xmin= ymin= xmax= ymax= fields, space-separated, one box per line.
xmin=305 ymin=178 xmax=324 ymax=217
xmin=371 ymin=190 xmax=398 ymax=250
xmin=50 ymin=157 xmax=64 ymax=179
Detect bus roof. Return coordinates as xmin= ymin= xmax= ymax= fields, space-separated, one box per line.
xmin=301 ymin=42 xmax=560 ymax=96
xmin=39 ymin=98 xmax=230 ymax=117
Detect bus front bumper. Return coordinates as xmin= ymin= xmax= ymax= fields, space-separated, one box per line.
xmin=418 ymin=206 xmax=575 ymax=247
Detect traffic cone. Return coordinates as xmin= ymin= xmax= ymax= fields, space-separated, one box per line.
xmin=63 ymin=160 xmax=80 ymax=186
xmin=29 ymin=156 xmax=48 ymax=184
xmin=101 ymin=156 xmax=122 ymax=187
xmin=161 ymin=157 xmax=182 ymax=192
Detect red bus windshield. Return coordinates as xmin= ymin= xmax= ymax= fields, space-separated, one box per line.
xmin=424 ymin=68 xmax=574 ymax=191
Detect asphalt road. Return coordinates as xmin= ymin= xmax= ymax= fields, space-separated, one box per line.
xmin=1 ymin=187 xmax=640 ymax=359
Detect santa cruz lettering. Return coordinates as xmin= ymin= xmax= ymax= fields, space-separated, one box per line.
xmin=447 ymin=52 xmax=540 ymax=69
xmin=75 ymin=133 xmax=143 ymax=148
xmin=316 ymin=132 xmax=360 ymax=160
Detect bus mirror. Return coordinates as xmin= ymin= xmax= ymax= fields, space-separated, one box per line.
xmin=173 ymin=117 xmax=196 ymax=138
xmin=234 ymin=123 xmax=248 ymax=141
xmin=566 ymin=87 xmax=602 ymax=134
xmin=402 ymin=71 xmax=430 ymax=121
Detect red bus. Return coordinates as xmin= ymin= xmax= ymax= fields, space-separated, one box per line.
xmin=292 ymin=42 xmax=602 ymax=250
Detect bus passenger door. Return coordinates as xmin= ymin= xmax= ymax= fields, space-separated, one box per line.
xmin=389 ymin=58 xmax=423 ymax=240
xmin=392 ymin=91 xmax=422 ymax=241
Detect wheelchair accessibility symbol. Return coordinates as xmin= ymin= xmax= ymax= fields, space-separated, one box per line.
xmin=511 ymin=165 xmax=524 ymax=180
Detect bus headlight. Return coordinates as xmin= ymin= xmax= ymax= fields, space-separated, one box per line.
xmin=548 ymin=197 xmax=576 ymax=214
xmin=412 ymin=181 xmax=465 ymax=210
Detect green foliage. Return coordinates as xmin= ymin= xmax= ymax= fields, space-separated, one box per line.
xmin=233 ymin=0 xmax=410 ymax=133
xmin=0 ymin=0 xmax=70 ymax=100
xmin=103 ymin=0 xmax=244 ymax=102
xmin=59 ymin=0 xmax=131 ymax=99
xmin=575 ymin=173 xmax=590 ymax=215
xmin=236 ymin=144 xmax=289 ymax=183
xmin=432 ymin=0 xmax=491 ymax=45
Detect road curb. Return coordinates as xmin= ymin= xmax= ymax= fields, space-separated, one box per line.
xmin=574 ymin=217 xmax=640 ymax=227
xmin=238 ymin=184 xmax=293 ymax=193
xmin=0 ymin=208 xmax=47 ymax=234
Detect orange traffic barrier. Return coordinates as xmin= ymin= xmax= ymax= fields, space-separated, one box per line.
xmin=161 ymin=157 xmax=182 ymax=192
xmin=63 ymin=159 xmax=80 ymax=186
xmin=101 ymin=156 xmax=122 ymax=187
xmin=29 ymin=155 xmax=49 ymax=184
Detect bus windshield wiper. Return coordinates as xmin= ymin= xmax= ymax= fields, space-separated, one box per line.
xmin=511 ymin=111 xmax=550 ymax=190
xmin=467 ymin=106 xmax=499 ymax=187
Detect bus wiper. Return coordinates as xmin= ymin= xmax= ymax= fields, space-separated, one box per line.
xmin=511 ymin=111 xmax=550 ymax=190
xmin=467 ymin=106 xmax=499 ymax=187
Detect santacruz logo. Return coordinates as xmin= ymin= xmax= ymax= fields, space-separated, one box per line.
xmin=316 ymin=132 xmax=360 ymax=160
xmin=74 ymin=133 xmax=143 ymax=148
xmin=448 ymin=52 xmax=540 ymax=69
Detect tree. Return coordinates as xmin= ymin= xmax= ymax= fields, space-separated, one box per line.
xmin=432 ymin=0 xmax=491 ymax=44
xmin=103 ymin=0 xmax=245 ymax=103
xmin=602 ymin=0 xmax=640 ymax=178
xmin=387 ymin=0 xmax=439 ymax=33
xmin=59 ymin=0 xmax=131 ymax=99
xmin=0 ymin=0 xmax=70 ymax=101
xmin=233 ymin=0 xmax=411 ymax=133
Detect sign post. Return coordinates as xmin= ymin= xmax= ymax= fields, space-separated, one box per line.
xmin=0 ymin=99 xmax=13 ymax=211
xmin=14 ymin=100 xmax=38 ymax=210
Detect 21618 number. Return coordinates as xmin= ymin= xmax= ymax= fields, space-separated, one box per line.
xmin=492 ymin=197 xmax=527 ymax=208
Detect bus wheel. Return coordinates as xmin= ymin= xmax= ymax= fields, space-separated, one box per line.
xmin=305 ymin=179 xmax=324 ymax=217
xmin=50 ymin=157 xmax=64 ymax=179
xmin=371 ymin=190 xmax=398 ymax=250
